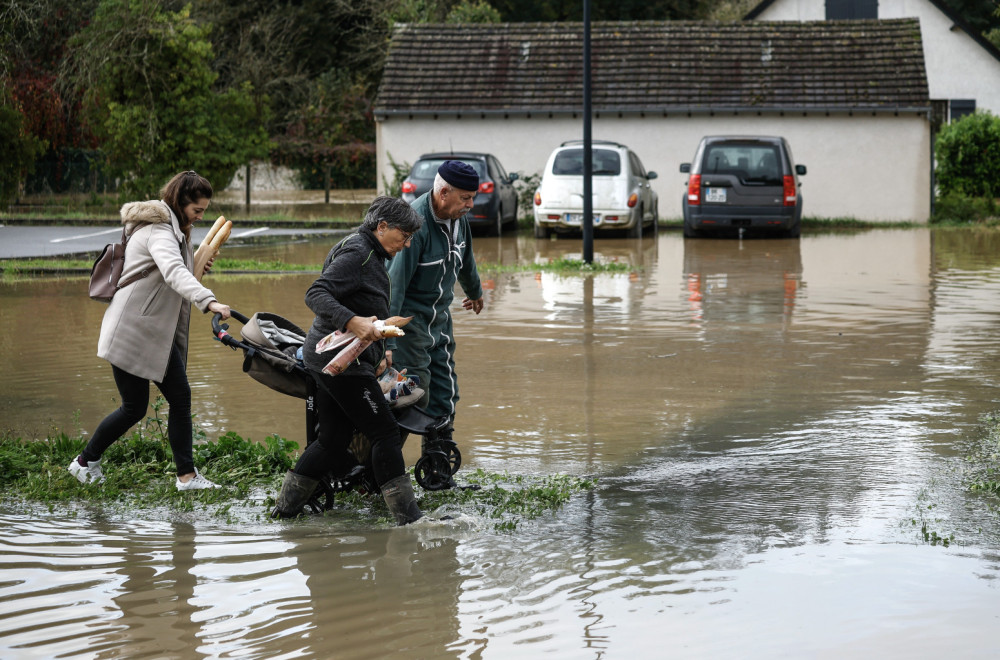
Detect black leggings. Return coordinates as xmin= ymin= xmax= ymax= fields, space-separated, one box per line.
xmin=293 ymin=372 xmax=405 ymax=487
xmin=81 ymin=347 xmax=195 ymax=476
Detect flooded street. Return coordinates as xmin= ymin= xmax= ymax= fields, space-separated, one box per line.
xmin=3 ymin=228 xmax=1000 ymax=657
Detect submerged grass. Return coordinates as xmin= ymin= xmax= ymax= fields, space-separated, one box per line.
xmin=1 ymin=399 xmax=595 ymax=530
xmin=964 ymin=411 xmax=1000 ymax=499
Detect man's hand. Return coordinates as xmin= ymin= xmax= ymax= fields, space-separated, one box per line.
xmin=462 ymin=297 xmax=484 ymax=315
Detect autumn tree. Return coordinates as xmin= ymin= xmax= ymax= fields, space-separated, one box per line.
xmin=62 ymin=0 xmax=268 ymax=197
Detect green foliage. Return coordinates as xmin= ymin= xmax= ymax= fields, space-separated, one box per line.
xmin=382 ymin=152 xmax=412 ymax=197
xmin=64 ymin=0 xmax=269 ymax=198
xmin=420 ymin=469 xmax=597 ymax=532
xmin=935 ymin=111 xmax=1000 ymax=199
xmin=272 ymin=70 xmax=376 ymax=188
xmin=0 ymin=89 xmax=47 ymax=204
xmin=447 ymin=0 xmax=503 ymax=23
xmin=1 ymin=416 xmax=594 ymax=531
xmin=932 ymin=191 xmax=999 ymax=224
xmin=513 ymin=171 xmax=541 ymax=219
xmin=964 ymin=411 xmax=1000 ymax=502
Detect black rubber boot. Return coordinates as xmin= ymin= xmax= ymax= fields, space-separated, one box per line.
xmin=380 ymin=474 xmax=424 ymax=526
xmin=271 ymin=471 xmax=319 ymax=519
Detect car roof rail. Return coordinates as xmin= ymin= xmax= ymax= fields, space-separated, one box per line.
xmin=559 ymin=139 xmax=626 ymax=148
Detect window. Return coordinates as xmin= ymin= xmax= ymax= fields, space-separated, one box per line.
xmin=826 ymin=0 xmax=878 ymax=19
xmin=950 ymin=99 xmax=976 ymax=122
xmin=552 ymin=149 xmax=621 ymax=176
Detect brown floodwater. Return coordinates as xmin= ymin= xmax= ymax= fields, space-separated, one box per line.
xmin=3 ymin=228 xmax=1000 ymax=657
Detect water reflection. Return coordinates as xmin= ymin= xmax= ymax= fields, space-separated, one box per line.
xmin=5 ymin=228 xmax=1000 ymax=656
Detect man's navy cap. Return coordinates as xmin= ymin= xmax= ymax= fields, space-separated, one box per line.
xmin=438 ymin=160 xmax=479 ymax=191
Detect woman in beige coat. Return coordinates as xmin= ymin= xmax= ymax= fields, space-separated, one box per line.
xmin=69 ymin=171 xmax=232 ymax=490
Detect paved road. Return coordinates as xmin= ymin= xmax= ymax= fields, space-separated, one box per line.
xmin=0 ymin=224 xmax=346 ymax=259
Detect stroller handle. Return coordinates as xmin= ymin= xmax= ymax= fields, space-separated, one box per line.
xmin=212 ymin=310 xmax=251 ymax=349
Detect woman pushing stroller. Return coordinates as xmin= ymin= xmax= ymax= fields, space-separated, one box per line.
xmin=69 ymin=171 xmax=232 ymax=489
xmin=271 ymin=195 xmax=426 ymax=525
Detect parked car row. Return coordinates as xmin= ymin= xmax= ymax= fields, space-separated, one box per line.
xmin=398 ymin=134 xmax=805 ymax=239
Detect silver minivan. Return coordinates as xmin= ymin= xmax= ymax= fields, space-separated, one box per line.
xmin=533 ymin=140 xmax=658 ymax=238
xmin=680 ymin=136 xmax=806 ymax=238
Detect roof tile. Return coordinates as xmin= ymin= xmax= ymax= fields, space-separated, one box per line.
xmin=375 ymin=19 xmax=929 ymax=114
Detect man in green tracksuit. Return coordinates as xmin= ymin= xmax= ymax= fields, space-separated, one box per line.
xmin=386 ymin=161 xmax=484 ymax=438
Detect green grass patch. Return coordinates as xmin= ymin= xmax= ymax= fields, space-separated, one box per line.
xmin=2 ymin=399 xmax=596 ymax=530
xmin=0 ymin=257 xmax=318 ymax=277
xmin=964 ymin=411 xmax=1000 ymax=499
xmin=478 ymin=256 xmax=634 ymax=275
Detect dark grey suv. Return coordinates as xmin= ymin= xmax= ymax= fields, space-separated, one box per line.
xmin=401 ymin=152 xmax=519 ymax=236
xmin=680 ymin=136 xmax=806 ymax=238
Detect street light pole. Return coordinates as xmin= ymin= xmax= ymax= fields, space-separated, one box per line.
xmin=582 ymin=0 xmax=593 ymax=264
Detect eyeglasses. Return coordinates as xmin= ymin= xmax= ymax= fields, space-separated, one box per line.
xmin=398 ymin=229 xmax=414 ymax=242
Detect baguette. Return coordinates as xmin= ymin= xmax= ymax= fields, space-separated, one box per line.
xmin=193 ymin=217 xmax=233 ymax=282
xmin=209 ymin=220 xmax=232 ymax=250
xmin=202 ymin=216 xmax=228 ymax=248
xmin=381 ymin=325 xmax=405 ymax=338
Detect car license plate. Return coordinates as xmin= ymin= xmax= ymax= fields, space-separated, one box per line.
xmin=705 ymin=187 xmax=726 ymax=203
xmin=565 ymin=213 xmax=600 ymax=225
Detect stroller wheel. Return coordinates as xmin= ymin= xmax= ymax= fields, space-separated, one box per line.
xmin=444 ymin=442 xmax=462 ymax=475
xmin=415 ymin=451 xmax=456 ymax=491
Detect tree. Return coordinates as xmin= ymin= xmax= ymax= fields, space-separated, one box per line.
xmin=935 ymin=111 xmax=1000 ymax=199
xmin=447 ymin=0 xmax=503 ymax=23
xmin=62 ymin=0 xmax=268 ymax=197
xmin=0 ymin=88 xmax=46 ymax=204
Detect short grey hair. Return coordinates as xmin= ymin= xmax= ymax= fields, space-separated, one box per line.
xmin=432 ymin=173 xmax=451 ymax=196
xmin=362 ymin=195 xmax=423 ymax=233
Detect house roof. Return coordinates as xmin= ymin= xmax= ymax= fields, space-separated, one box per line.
xmin=374 ymin=19 xmax=929 ymax=117
xmin=744 ymin=0 xmax=1000 ymax=64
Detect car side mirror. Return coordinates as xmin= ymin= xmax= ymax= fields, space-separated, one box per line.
xmin=509 ymin=172 xmax=519 ymax=182
xmin=679 ymin=163 xmax=690 ymax=173
xmin=646 ymin=171 xmax=658 ymax=180
xmin=796 ymin=164 xmax=807 ymax=176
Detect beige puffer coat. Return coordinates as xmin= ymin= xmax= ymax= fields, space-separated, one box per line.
xmin=97 ymin=200 xmax=217 ymax=382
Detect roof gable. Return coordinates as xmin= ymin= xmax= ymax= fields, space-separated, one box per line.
xmin=375 ymin=19 xmax=929 ymax=116
xmin=744 ymin=0 xmax=1000 ymax=63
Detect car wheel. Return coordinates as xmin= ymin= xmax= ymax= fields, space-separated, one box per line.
xmin=534 ymin=223 xmax=549 ymax=239
xmin=627 ymin=206 xmax=643 ymax=238
xmin=787 ymin=222 xmax=801 ymax=239
xmin=490 ymin=206 xmax=502 ymax=237
xmin=683 ymin=220 xmax=700 ymax=239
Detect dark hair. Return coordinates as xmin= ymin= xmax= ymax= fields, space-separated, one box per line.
xmin=362 ymin=195 xmax=423 ymax=234
xmin=160 ymin=171 xmax=213 ymax=240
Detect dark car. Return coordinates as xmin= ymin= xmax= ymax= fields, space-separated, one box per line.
xmin=680 ymin=136 xmax=806 ymax=239
xmin=401 ymin=152 xmax=519 ymax=235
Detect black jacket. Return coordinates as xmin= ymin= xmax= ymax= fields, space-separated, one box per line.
xmin=302 ymin=227 xmax=391 ymax=377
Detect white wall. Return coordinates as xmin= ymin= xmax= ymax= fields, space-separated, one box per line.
xmin=753 ymin=0 xmax=1000 ymax=115
xmin=377 ymin=112 xmax=931 ymax=222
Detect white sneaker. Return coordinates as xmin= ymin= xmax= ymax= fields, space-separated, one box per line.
xmin=176 ymin=467 xmax=220 ymax=491
xmin=68 ymin=456 xmax=105 ymax=484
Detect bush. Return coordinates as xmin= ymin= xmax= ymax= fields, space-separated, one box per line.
xmin=935 ymin=111 xmax=1000 ymax=199
xmin=933 ymin=192 xmax=999 ymax=224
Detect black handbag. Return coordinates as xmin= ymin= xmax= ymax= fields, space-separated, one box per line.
xmin=88 ymin=228 xmax=149 ymax=302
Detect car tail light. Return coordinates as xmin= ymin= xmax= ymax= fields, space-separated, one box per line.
xmin=783 ymin=176 xmax=796 ymax=206
xmin=401 ymin=181 xmax=417 ymax=194
xmin=627 ymin=193 xmax=638 ymax=208
xmin=479 ymin=181 xmax=494 ymax=194
xmin=687 ymin=174 xmax=701 ymax=205
xmin=534 ymin=192 xmax=542 ymax=206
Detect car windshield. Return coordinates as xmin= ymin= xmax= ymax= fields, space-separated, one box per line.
xmin=703 ymin=144 xmax=782 ymax=184
xmin=410 ymin=158 xmax=487 ymax=180
xmin=551 ymin=148 xmax=621 ymax=176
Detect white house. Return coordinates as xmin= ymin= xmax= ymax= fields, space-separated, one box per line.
xmin=745 ymin=0 xmax=1000 ymax=120
xmin=374 ymin=20 xmax=932 ymax=222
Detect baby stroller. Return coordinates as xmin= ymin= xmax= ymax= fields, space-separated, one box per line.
xmin=211 ymin=311 xmax=462 ymax=511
